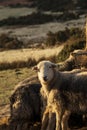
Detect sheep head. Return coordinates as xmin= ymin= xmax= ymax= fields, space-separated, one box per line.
xmin=33 ymin=60 xmax=57 ymax=84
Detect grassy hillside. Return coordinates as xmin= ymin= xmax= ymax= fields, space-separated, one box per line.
xmin=0 ymin=7 xmax=36 ymax=20
xmin=0 ymin=26 xmax=86 ymax=109
xmin=45 ymin=27 xmax=86 ymax=61
xmin=0 ymin=45 xmax=62 ymax=106
xmin=37 ymin=0 xmax=87 ymax=11
xmin=0 ymin=46 xmax=63 ymax=70
xmin=0 ymin=27 xmax=85 ymax=70
xmin=0 ymin=68 xmax=35 ymax=106
xmin=0 ymin=0 xmax=32 ymax=6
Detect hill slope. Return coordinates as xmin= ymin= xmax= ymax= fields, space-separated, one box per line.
xmin=0 ymin=0 xmax=32 ymax=6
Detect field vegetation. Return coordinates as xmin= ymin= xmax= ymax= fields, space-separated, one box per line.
xmin=36 ymin=0 xmax=87 ymax=11
xmin=0 ymin=27 xmax=85 ymax=70
xmin=0 ymin=46 xmax=63 ymax=70
xmin=0 ymin=68 xmax=35 ymax=106
xmin=0 ymin=0 xmax=87 ymax=129
xmin=0 ymin=27 xmax=86 ymax=108
xmin=0 ymin=11 xmax=79 ymax=27
xmin=0 ymin=46 xmax=63 ymax=106
xmin=0 ymin=0 xmax=86 ymax=11
xmin=0 ymin=33 xmax=23 ymax=50
xmin=0 ymin=7 xmax=36 ymax=20
xmin=45 ymin=27 xmax=85 ymax=61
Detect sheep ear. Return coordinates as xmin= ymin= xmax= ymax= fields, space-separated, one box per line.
xmin=33 ymin=66 xmax=38 ymax=71
xmin=51 ymin=63 xmax=57 ymax=68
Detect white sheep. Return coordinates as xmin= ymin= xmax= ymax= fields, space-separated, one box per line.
xmin=34 ymin=60 xmax=87 ymax=130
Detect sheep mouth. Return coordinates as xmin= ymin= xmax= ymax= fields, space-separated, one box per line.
xmin=43 ymin=76 xmax=48 ymax=82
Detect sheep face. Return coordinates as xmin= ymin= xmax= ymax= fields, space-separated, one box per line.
xmin=34 ymin=61 xmax=56 ymax=84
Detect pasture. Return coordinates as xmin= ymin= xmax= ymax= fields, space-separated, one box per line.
xmin=0 ymin=45 xmax=63 ymax=106
xmin=0 ymin=68 xmax=35 ymax=106
xmin=0 ymin=7 xmax=85 ymax=43
xmin=0 ymin=6 xmax=36 ymax=20
xmin=0 ymin=5 xmax=86 ymax=130
xmin=0 ymin=46 xmax=63 ymax=62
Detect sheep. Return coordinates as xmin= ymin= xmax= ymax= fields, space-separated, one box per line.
xmin=34 ymin=60 xmax=87 ymax=130
xmin=57 ymin=53 xmax=75 ymax=71
xmin=57 ymin=49 xmax=87 ymax=71
xmin=10 ymin=75 xmax=41 ymax=123
xmin=34 ymin=61 xmax=58 ymax=112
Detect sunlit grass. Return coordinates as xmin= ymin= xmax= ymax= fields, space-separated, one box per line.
xmin=0 ymin=45 xmax=63 ymax=106
xmin=0 ymin=68 xmax=35 ymax=106
xmin=0 ymin=46 xmax=63 ymax=70
xmin=0 ymin=46 xmax=63 ymax=62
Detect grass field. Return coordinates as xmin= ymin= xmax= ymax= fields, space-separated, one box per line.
xmin=0 ymin=46 xmax=63 ymax=62
xmin=0 ymin=7 xmax=36 ymax=20
xmin=0 ymin=45 xmax=63 ymax=106
xmin=0 ymin=67 xmax=35 ymax=106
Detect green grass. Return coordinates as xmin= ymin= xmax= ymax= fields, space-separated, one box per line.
xmin=0 ymin=67 xmax=35 ymax=106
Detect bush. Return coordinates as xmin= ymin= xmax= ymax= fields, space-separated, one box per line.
xmin=45 ymin=27 xmax=85 ymax=46
xmin=0 ymin=12 xmax=55 ymax=27
xmin=0 ymin=11 xmax=79 ymax=27
xmin=69 ymin=27 xmax=85 ymax=38
xmin=45 ymin=31 xmax=56 ymax=46
xmin=0 ymin=33 xmax=23 ymax=50
xmin=57 ymin=39 xmax=86 ymax=62
xmin=56 ymin=30 xmax=69 ymax=42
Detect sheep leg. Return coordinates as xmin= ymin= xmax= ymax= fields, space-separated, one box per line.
xmin=47 ymin=112 xmax=56 ymax=130
xmin=61 ymin=111 xmax=71 ymax=130
xmin=41 ymin=106 xmax=50 ymax=130
xmin=55 ymin=109 xmax=63 ymax=130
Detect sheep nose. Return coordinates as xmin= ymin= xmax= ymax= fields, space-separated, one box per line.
xmin=43 ymin=76 xmax=48 ymax=81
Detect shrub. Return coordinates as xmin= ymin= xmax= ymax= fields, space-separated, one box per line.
xmin=69 ymin=27 xmax=85 ymax=38
xmin=0 ymin=11 xmax=79 ymax=27
xmin=57 ymin=39 xmax=85 ymax=62
xmin=59 ymin=12 xmax=79 ymax=21
xmin=0 ymin=12 xmax=55 ymax=27
xmin=27 ymin=58 xmax=37 ymax=67
xmin=45 ymin=27 xmax=85 ymax=46
xmin=45 ymin=31 xmax=56 ymax=46
xmin=0 ymin=33 xmax=23 ymax=50
xmin=55 ymin=30 xmax=69 ymax=42
xmin=36 ymin=0 xmax=72 ymax=11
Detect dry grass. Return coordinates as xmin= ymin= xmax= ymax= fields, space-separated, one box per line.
xmin=0 ymin=68 xmax=35 ymax=106
xmin=75 ymin=55 xmax=87 ymax=68
xmin=0 ymin=46 xmax=63 ymax=62
xmin=0 ymin=45 xmax=63 ymax=70
xmin=0 ymin=117 xmax=9 ymax=125
xmin=0 ymin=45 xmax=63 ymax=108
xmin=0 ymin=67 xmax=36 ymax=120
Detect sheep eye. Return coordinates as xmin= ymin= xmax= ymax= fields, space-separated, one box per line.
xmin=49 ymin=66 xmax=52 ymax=68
